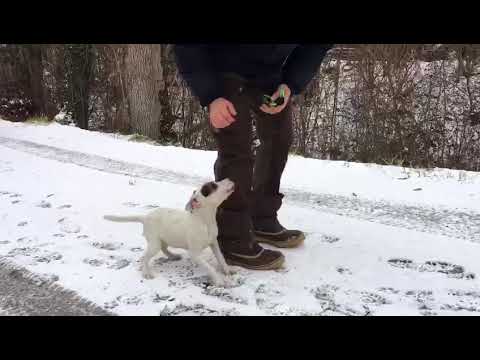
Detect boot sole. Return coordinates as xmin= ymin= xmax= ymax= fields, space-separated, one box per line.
xmin=225 ymin=254 xmax=285 ymax=271
xmin=254 ymin=233 xmax=305 ymax=248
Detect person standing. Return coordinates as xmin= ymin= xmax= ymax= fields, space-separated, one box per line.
xmin=175 ymin=44 xmax=333 ymax=270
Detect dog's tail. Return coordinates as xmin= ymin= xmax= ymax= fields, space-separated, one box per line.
xmin=103 ymin=215 xmax=144 ymax=224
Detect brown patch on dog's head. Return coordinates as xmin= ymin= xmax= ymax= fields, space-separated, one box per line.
xmin=200 ymin=181 xmax=218 ymax=197
xmin=185 ymin=179 xmax=235 ymax=213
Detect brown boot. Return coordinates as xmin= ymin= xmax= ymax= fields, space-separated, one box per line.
xmin=220 ymin=237 xmax=285 ymax=270
xmin=253 ymin=216 xmax=305 ymax=248
xmin=254 ymin=229 xmax=305 ymax=248
xmin=216 ymin=207 xmax=285 ymax=270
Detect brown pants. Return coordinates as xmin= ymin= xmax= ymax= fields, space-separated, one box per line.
xmin=212 ymin=74 xmax=293 ymax=253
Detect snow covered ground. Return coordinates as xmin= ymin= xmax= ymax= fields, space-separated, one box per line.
xmin=1 ymin=119 xmax=480 ymax=316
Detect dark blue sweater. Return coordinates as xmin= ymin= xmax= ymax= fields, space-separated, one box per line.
xmin=174 ymin=44 xmax=333 ymax=107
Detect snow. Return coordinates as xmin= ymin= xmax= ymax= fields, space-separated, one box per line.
xmin=1 ymin=119 xmax=480 ymax=316
xmin=1 ymin=120 xmax=479 ymax=212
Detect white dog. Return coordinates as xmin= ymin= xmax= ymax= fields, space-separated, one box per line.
xmin=104 ymin=179 xmax=235 ymax=287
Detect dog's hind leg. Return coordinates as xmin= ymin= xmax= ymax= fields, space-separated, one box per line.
xmin=160 ymin=241 xmax=182 ymax=261
xmin=142 ymin=239 xmax=161 ymax=280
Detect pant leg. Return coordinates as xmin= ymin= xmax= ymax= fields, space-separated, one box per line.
xmin=251 ymin=102 xmax=293 ymax=231
xmin=212 ymin=77 xmax=256 ymax=252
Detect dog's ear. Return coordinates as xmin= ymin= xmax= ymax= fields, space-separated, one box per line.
xmin=185 ymin=191 xmax=202 ymax=212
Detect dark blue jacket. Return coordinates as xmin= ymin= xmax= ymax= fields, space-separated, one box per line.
xmin=174 ymin=44 xmax=333 ymax=107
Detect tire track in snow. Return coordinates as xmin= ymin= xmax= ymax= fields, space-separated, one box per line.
xmin=1 ymin=136 xmax=479 ymax=242
xmin=0 ymin=257 xmax=114 ymax=316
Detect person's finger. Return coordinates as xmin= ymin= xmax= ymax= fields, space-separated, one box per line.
xmin=261 ymin=103 xmax=288 ymax=115
xmin=270 ymin=88 xmax=281 ymax=101
xmin=220 ymin=108 xmax=236 ymax=125
xmin=269 ymin=106 xmax=283 ymax=114
xmin=219 ymin=115 xmax=231 ymax=128
xmin=226 ymin=101 xmax=237 ymax=116
xmin=259 ymin=104 xmax=270 ymax=113
xmin=260 ymin=104 xmax=275 ymax=114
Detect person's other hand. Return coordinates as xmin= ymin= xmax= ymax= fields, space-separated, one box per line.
xmin=209 ymin=98 xmax=237 ymax=129
xmin=259 ymin=84 xmax=291 ymax=115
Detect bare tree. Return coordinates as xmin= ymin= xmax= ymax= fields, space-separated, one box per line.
xmin=123 ymin=44 xmax=164 ymax=139
xmin=4 ymin=43 xmax=480 ymax=171
xmin=20 ymin=45 xmax=48 ymax=117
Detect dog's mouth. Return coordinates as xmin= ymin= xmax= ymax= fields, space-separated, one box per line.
xmin=226 ymin=184 xmax=235 ymax=193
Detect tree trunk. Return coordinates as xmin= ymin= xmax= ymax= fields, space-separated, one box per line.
xmin=22 ymin=44 xmax=47 ymax=117
xmin=124 ymin=44 xmax=163 ymax=139
xmin=65 ymin=44 xmax=95 ymax=130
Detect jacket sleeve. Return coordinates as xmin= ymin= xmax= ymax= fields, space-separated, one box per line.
xmin=174 ymin=45 xmax=223 ymax=107
xmin=282 ymin=44 xmax=334 ymax=94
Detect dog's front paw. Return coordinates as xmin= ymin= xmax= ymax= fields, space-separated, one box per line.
xmin=213 ymin=276 xmax=235 ymax=288
xmin=211 ymin=276 xmax=227 ymax=288
xmin=223 ymin=266 xmax=236 ymax=275
xmin=223 ymin=277 xmax=237 ymax=288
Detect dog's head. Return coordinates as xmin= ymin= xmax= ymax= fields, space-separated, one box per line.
xmin=185 ymin=178 xmax=235 ymax=212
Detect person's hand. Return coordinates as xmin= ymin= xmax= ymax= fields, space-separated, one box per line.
xmin=209 ymin=98 xmax=237 ymax=129
xmin=259 ymin=84 xmax=291 ymax=115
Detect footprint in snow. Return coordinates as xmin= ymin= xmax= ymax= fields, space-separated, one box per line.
xmin=57 ymin=204 xmax=72 ymax=209
xmin=360 ymin=291 xmax=390 ymax=306
xmin=91 ymin=241 xmax=123 ymax=251
xmin=34 ymin=273 xmax=60 ymax=285
xmin=387 ymin=258 xmax=475 ymax=280
xmin=108 ymin=258 xmax=131 ymax=270
xmin=58 ymin=218 xmax=81 ymax=234
xmin=143 ymin=204 xmax=160 ymax=210
xmin=34 ymin=252 xmax=63 ymax=263
xmin=439 ymin=290 xmax=480 ymax=314
xmin=152 ymin=293 xmax=173 ymax=303
xmin=37 ymin=201 xmax=52 ymax=208
xmin=336 ymin=266 xmax=352 ymax=275
xmin=7 ymin=247 xmax=40 ymax=257
xmin=377 ymin=287 xmax=401 ymax=295
xmin=83 ymin=258 xmax=105 ymax=267
xmin=320 ymin=234 xmax=340 ymax=243
xmin=104 ymin=301 xmax=119 ymax=310
xmin=116 ymin=295 xmax=143 ymax=306
xmin=122 ymin=202 xmax=140 ymax=208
